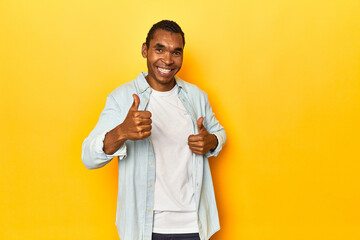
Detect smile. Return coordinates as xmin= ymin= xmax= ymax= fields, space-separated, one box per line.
xmin=157 ymin=67 xmax=172 ymax=74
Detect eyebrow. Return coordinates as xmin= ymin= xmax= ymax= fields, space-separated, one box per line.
xmin=174 ymin=47 xmax=183 ymax=52
xmin=154 ymin=43 xmax=165 ymax=48
xmin=153 ymin=43 xmax=183 ymax=52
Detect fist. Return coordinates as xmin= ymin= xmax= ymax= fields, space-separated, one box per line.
xmin=188 ymin=117 xmax=218 ymax=155
xmin=120 ymin=94 xmax=152 ymax=141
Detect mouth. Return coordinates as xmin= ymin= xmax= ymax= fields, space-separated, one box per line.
xmin=156 ymin=67 xmax=175 ymax=77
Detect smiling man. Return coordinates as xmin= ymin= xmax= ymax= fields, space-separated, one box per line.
xmin=82 ymin=20 xmax=226 ymax=240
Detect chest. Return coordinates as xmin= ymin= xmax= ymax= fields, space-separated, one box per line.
xmin=147 ymin=91 xmax=193 ymax=140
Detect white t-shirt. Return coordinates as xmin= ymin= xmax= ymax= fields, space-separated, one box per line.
xmin=147 ymin=84 xmax=198 ymax=233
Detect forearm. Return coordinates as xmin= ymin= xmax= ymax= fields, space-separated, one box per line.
xmin=103 ymin=124 xmax=127 ymax=155
xmin=81 ymin=129 xmax=127 ymax=169
xmin=81 ymin=94 xmax=130 ymax=169
xmin=205 ymin=129 xmax=226 ymax=158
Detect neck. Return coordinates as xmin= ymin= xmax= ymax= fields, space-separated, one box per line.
xmin=145 ymin=76 xmax=176 ymax=92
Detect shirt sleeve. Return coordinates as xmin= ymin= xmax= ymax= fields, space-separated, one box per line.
xmin=202 ymin=92 xmax=227 ymax=158
xmin=81 ymin=94 xmax=127 ymax=169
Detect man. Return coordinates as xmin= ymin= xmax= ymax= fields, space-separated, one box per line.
xmin=82 ymin=20 xmax=226 ymax=240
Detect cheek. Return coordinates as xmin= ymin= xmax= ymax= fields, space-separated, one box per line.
xmin=175 ymin=59 xmax=183 ymax=67
xmin=147 ymin=57 xmax=156 ymax=67
xmin=149 ymin=56 xmax=161 ymax=65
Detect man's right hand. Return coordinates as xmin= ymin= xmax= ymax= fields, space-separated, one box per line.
xmin=120 ymin=94 xmax=152 ymax=140
xmin=103 ymin=94 xmax=151 ymax=155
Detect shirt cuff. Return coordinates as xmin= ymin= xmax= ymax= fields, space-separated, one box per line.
xmin=95 ymin=130 xmax=127 ymax=160
xmin=205 ymin=132 xmax=223 ymax=158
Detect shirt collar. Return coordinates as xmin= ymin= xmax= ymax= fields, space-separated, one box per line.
xmin=135 ymin=72 xmax=188 ymax=94
xmin=175 ymin=76 xmax=188 ymax=93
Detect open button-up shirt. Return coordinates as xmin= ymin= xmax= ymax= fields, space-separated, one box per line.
xmin=82 ymin=72 xmax=226 ymax=240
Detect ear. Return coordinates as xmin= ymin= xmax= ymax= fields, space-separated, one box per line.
xmin=141 ymin=43 xmax=148 ymax=58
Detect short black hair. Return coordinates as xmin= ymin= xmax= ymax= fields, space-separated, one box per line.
xmin=145 ymin=20 xmax=185 ymax=48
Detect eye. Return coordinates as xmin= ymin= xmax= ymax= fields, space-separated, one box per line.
xmin=173 ymin=51 xmax=182 ymax=56
xmin=155 ymin=49 xmax=163 ymax=53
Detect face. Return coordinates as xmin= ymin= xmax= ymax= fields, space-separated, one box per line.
xmin=142 ymin=29 xmax=184 ymax=91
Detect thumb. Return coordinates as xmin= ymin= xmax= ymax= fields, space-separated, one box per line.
xmin=130 ymin=94 xmax=140 ymax=111
xmin=197 ymin=117 xmax=204 ymax=131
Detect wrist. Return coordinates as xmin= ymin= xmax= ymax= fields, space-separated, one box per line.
xmin=116 ymin=124 xmax=128 ymax=143
xmin=210 ymin=134 xmax=218 ymax=152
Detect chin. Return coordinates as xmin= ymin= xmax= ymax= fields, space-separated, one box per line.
xmin=154 ymin=72 xmax=177 ymax=83
xmin=156 ymin=77 xmax=175 ymax=85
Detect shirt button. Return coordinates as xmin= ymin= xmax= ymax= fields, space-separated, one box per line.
xmin=147 ymin=208 xmax=151 ymax=212
xmin=149 ymin=162 xmax=152 ymax=165
xmin=148 ymin=184 xmax=152 ymax=188
xmin=143 ymin=98 xmax=147 ymax=102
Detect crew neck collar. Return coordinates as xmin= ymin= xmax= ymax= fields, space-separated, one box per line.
xmin=151 ymin=84 xmax=178 ymax=96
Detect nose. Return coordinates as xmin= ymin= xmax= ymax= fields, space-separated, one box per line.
xmin=162 ymin=52 xmax=173 ymax=65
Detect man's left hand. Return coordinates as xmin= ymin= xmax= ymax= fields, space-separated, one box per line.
xmin=188 ymin=117 xmax=218 ymax=155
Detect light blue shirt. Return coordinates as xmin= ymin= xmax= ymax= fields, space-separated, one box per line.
xmin=81 ymin=72 xmax=226 ymax=240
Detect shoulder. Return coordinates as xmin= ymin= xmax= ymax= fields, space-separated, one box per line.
xmin=109 ymin=72 xmax=149 ymax=98
xmin=106 ymin=76 xmax=140 ymax=110
xmin=176 ymin=77 xmax=211 ymax=115
xmin=110 ymin=80 xmax=136 ymax=97
xmin=176 ymin=77 xmax=209 ymax=105
xmin=109 ymin=72 xmax=147 ymax=97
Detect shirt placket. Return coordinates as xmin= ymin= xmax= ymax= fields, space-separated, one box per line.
xmin=139 ymin=89 xmax=156 ymax=240
xmin=177 ymin=89 xmax=204 ymax=237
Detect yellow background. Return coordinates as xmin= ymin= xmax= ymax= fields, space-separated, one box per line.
xmin=1 ymin=0 xmax=360 ymax=239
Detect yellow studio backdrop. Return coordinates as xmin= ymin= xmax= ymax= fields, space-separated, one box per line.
xmin=1 ymin=0 xmax=359 ymax=239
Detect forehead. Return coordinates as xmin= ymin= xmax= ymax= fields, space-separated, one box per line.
xmin=149 ymin=29 xmax=184 ymax=48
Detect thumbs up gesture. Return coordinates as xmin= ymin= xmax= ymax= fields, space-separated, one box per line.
xmin=103 ymin=94 xmax=152 ymax=155
xmin=188 ymin=117 xmax=218 ymax=155
xmin=120 ymin=94 xmax=152 ymax=141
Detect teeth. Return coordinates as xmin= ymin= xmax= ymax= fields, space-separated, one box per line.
xmin=158 ymin=67 xmax=171 ymax=73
